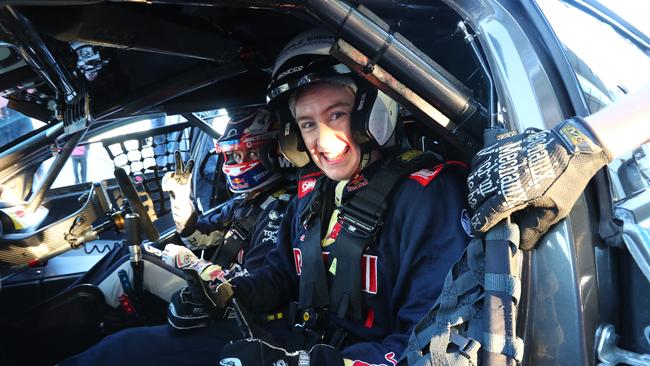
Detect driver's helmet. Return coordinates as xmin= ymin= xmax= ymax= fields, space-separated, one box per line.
xmin=266 ymin=29 xmax=399 ymax=167
xmin=215 ymin=108 xmax=281 ymax=193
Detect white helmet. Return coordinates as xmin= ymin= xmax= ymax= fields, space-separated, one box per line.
xmin=267 ymin=29 xmax=399 ymax=167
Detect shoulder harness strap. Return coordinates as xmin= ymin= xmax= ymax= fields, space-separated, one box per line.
xmin=213 ymin=190 xmax=278 ymax=267
xmin=330 ymin=150 xmax=441 ymax=320
xmin=298 ymin=177 xmax=334 ymax=310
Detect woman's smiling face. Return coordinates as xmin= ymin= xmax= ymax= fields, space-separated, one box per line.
xmin=294 ymin=82 xmax=360 ymax=181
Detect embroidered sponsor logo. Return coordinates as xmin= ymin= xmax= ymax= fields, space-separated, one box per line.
xmin=293 ymin=248 xmax=302 ymax=275
xmin=220 ymin=358 xmax=243 ymax=366
xmin=361 ymin=255 xmax=378 ymax=294
xmin=350 ymin=352 xmax=397 ymax=366
xmin=142 ymin=244 xmax=162 ymax=258
xmin=298 ymin=178 xmax=317 ymax=198
xmin=269 ymin=210 xmax=279 ymax=221
xmin=298 ymin=172 xmax=322 ymax=198
xmin=461 ymin=208 xmax=473 ymax=237
xmin=346 ymin=174 xmax=368 ymax=192
xmin=263 ymin=228 xmax=278 ymax=243
xmin=408 ymin=167 xmax=440 ymax=186
xmin=398 ymin=150 xmax=422 ymax=162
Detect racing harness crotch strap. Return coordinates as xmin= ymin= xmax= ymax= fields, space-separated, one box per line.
xmin=298 ymin=150 xmax=445 ymax=327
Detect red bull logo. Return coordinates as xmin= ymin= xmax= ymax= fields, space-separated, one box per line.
xmin=349 ymin=352 xmax=397 ymax=366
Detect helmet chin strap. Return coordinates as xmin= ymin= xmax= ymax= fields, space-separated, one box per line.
xmin=356 ymin=144 xmax=373 ymax=174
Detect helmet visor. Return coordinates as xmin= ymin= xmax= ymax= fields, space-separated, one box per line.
xmin=215 ymin=132 xmax=277 ymax=153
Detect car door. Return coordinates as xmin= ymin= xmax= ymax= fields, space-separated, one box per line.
xmin=453 ymin=0 xmax=650 ymax=364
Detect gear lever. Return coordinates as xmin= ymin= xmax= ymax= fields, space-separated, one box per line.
xmin=125 ymin=213 xmax=143 ymax=300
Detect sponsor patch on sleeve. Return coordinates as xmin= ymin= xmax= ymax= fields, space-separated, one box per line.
xmin=408 ymin=166 xmax=442 ymax=186
xmin=407 ymin=161 xmax=467 ymax=187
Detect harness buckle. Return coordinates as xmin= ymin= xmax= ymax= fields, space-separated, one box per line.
xmin=228 ymin=221 xmax=249 ymax=241
xmin=300 ymin=199 xmax=320 ymax=228
xmin=337 ymin=204 xmax=382 ymax=237
xmin=450 ymin=329 xmax=481 ymax=360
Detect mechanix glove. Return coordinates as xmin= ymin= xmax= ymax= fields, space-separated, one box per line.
xmin=161 ymin=150 xmax=195 ymax=233
xmin=467 ymin=117 xmax=612 ymax=249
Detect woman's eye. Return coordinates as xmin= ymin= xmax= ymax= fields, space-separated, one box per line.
xmin=299 ymin=121 xmax=314 ymax=130
xmin=330 ymin=111 xmax=346 ymax=121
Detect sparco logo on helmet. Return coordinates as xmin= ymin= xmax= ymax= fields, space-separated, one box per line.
xmin=277 ymin=65 xmax=303 ymax=81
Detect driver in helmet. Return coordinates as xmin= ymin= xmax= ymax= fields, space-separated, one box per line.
xmin=62 ymin=29 xmax=470 ymax=366
xmin=167 ymin=107 xmax=290 ymax=268
xmin=57 ymin=108 xmax=296 ymax=364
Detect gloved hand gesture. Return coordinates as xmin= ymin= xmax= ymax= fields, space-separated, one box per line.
xmin=467 ymin=117 xmax=612 ymax=249
xmin=220 ymin=340 xmax=343 ymax=366
xmin=162 ymin=150 xmax=195 ymax=233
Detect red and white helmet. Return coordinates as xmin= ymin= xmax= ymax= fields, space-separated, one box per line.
xmin=215 ymin=108 xmax=281 ymax=193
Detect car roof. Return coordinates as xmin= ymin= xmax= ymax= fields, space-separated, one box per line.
xmin=0 ymin=2 xmax=469 ymax=124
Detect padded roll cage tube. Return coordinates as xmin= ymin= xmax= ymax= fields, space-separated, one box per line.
xmin=330 ymin=39 xmax=479 ymax=155
xmin=0 ymin=6 xmax=79 ymax=103
xmin=92 ymin=61 xmax=247 ymax=122
xmin=183 ymin=113 xmax=222 ymax=141
xmin=304 ymin=0 xmax=484 ymax=131
xmin=0 ymin=122 xmax=64 ymax=180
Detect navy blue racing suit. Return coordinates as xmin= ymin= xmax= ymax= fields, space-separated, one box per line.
xmin=231 ymin=155 xmax=471 ymax=365
xmin=61 ymin=155 xmax=468 ymax=366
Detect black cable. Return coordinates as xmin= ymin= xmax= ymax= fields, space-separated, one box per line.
xmin=83 ymin=241 xmax=122 ymax=255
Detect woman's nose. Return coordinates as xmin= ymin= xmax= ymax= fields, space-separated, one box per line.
xmin=316 ymin=123 xmax=340 ymax=149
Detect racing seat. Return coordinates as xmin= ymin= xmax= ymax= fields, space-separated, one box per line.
xmin=0 ymin=284 xmax=105 ymax=366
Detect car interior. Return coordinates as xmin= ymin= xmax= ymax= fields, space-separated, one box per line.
xmin=0 ymin=2 xmax=495 ymax=364
xmin=0 ymin=1 xmax=649 ymax=365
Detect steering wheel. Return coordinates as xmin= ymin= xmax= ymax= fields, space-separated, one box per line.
xmin=114 ymin=167 xmax=160 ymax=242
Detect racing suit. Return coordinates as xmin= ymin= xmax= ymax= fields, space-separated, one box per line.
xmin=231 ymin=154 xmax=471 ymax=365
xmin=62 ymin=155 xmax=469 ymax=366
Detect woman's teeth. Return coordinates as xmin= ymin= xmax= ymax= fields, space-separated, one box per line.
xmin=322 ymin=146 xmax=350 ymax=162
